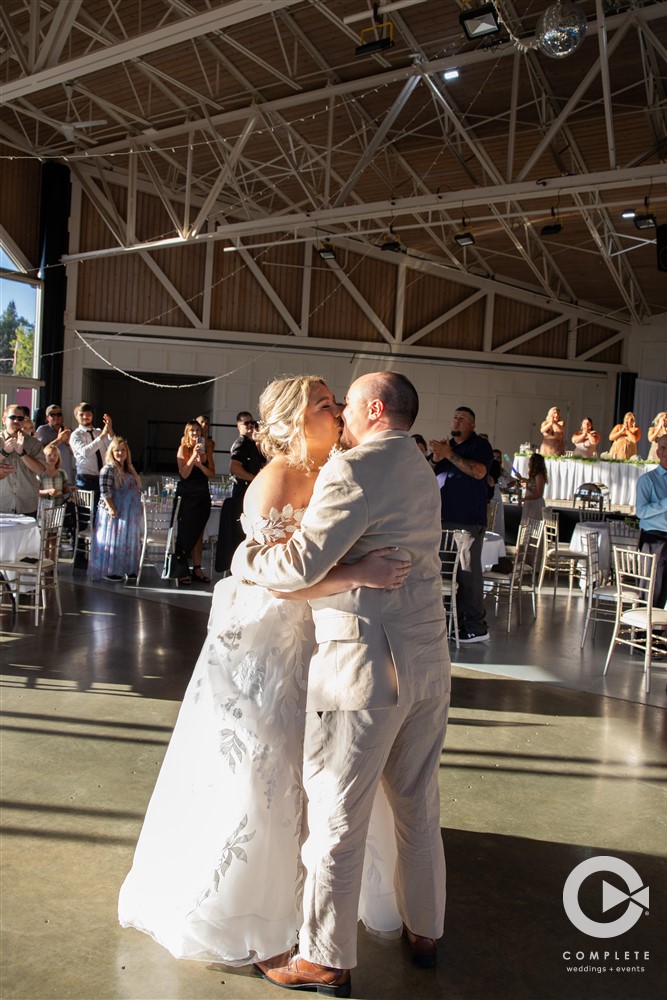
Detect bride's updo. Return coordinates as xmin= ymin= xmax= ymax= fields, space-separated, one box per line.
xmin=255 ymin=374 xmax=327 ymax=470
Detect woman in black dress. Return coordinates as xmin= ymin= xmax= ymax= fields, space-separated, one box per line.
xmin=173 ymin=420 xmax=215 ymax=585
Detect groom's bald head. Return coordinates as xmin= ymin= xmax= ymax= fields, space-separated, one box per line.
xmin=341 ymin=371 xmax=419 ymax=447
xmin=354 ymin=372 xmax=418 ymax=429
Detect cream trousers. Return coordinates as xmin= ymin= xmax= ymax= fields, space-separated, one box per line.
xmin=299 ymin=693 xmax=450 ymax=969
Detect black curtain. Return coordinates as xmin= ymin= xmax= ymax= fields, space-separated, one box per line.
xmin=614 ymin=371 xmax=637 ymax=424
xmin=37 ymin=161 xmax=71 ymax=411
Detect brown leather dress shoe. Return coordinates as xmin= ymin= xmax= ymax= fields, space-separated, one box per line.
xmin=402 ymin=924 xmax=437 ymax=967
xmin=259 ymin=954 xmax=351 ymax=997
xmin=253 ymin=949 xmax=294 ymax=977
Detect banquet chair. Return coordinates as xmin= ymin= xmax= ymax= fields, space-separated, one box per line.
xmin=0 ymin=505 xmax=66 ymax=625
xmin=580 ymin=533 xmax=617 ymax=647
xmin=603 ymin=548 xmax=667 ymax=693
xmin=483 ymin=522 xmax=532 ymax=633
xmin=483 ymin=519 xmax=544 ymax=632
xmin=70 ymin=488 xmax=96 ymax=561
xmin=607 ymin=521 xmax=641 ymax=583
xmin=439 ymin=529 xmax=461 ymax=649
xmin=578 ymin=508 xmax=607 ymax=522
xmin=486 ymin=500 xmax=500 ymax=532
xmin=522 ymin=517 xmax=545 ymax=617
xmin=135 ymin=495 xmax=181 ymax=586
xmin=538 ymin=510 xmax=587 ymax=596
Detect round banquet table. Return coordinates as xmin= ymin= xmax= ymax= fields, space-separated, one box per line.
xmin=569 ymin=521 xmax=611 ymax=580
xmin=0 ymin=514 xmax=41 ymax=588
xmin=513 ymin=455 xmax=657 ymax=507
xmin=482 ymin=531 xmax=506 ymax=570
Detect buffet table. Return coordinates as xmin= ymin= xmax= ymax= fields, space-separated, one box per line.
xmin=513 ymin=455 xmax=656 ymax=507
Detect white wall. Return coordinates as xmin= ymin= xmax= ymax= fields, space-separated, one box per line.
xmin=62 ymin=331 xmax=616 ymax=462
xmin=629 ymin=317 xmax=667 ymax=381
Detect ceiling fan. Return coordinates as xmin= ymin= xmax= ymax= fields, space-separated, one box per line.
xmin=56 ymin=82 xmax=108 ymax=140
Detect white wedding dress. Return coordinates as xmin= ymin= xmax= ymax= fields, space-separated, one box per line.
xmin=118 ymin=505 xmax=401 ymax=964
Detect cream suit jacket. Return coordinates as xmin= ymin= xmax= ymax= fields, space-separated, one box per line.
xmin=231 ymin=429 xmax=450 ymax=712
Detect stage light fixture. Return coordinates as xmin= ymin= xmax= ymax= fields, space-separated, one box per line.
xmin=379 ymin=226 xmax=405 ymax=252
xmin=356 ymin=20 xmax=395 ymax=56
xmin=454 ymin=231 xmax=475 ymax=247
xmin=621 ymin=209 xmax=636 ymax=219
xmin=317 ymin=241 xmax=336 ymax=260
xmin=443 ymin=68 xmax=459 ymax=80
xmin=540 ymin=222 xmax=563 ymax=236
xmin=459 ymin=3 xmax=501 ymax=40
xmin=633 ymin=213 xmax=656 ymax=230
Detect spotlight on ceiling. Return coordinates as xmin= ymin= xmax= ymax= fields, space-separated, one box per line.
xmin=454 ymin=231 xmax=475 ymax=247
xmin=317 ymin=241 xmax=336 ymax=260
xmin=633 ymin=213 xmax=656 ymax=231
xmin=621 ymin=209 xmax=636 ymax=219
xmin=540 ymin=222 xmax=563 ymax=236
xmin=443 ymin=68 xmax=459 ymax=81
xmin=356 ymin=20 xmax=395 ymax=56
xmin=379 ymin=227 xmax=405 ymax=252
xmin=459 ymin=3 xmax=501 ymax=40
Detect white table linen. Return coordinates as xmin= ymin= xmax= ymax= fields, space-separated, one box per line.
xmin=570 ymin=521 xmax=611 ymax=579
xmin=0 ymin=514 xmax=41 ymax=588
xmin=514 ymin=456 xmax=656 ymax=507
xmin=482 ymin=531 xmax=507 ymax=570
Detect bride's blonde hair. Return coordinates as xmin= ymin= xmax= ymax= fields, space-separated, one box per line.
xmin=255 ymin=375 xmax=327 ymax=470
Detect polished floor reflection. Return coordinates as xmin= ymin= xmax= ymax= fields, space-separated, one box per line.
xmin=1 ymin=569 xmax=665 ymax=1000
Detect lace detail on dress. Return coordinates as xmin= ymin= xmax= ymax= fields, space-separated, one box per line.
xmin=241 ymin=504 xmax=306 ymax=544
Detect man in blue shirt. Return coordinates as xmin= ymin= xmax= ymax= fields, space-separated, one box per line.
xmin=636 ymin=434 xmax=667 ymax=607
xmin=431 ymin=406 xmax=493 ymax=642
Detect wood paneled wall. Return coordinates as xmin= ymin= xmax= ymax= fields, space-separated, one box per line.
xmin=0 ymin=145 xmax=42 ymax=267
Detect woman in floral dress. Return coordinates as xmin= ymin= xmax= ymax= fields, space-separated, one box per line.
xmin=88 ymin=436 xmax=142 ymax=581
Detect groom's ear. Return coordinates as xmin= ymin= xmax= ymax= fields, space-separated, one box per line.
xmin=368 ymin=398 xmax=384 ymax=421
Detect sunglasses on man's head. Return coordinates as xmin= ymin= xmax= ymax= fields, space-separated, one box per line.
xmin=7 ymin=413 xmax=25 ymax=421
xmin=49 ymin=411 xmax=62 ymax=417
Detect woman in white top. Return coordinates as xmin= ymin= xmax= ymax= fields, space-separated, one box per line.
xmin=571 ymin=417 xmax=600 ymax=459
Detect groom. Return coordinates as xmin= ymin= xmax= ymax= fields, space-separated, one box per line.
xmin=231 ymin=371 xmax=451 ymax=997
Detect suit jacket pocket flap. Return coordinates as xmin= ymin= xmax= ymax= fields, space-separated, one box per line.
xmin=314 ymin=610 xmax=360 ymax=643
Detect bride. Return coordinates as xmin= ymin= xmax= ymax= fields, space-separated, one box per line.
xmin=118 ymin=375 xmax=407 ymax=964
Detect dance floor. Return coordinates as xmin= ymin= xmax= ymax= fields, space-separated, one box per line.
xmin=1 ymin=567 xmax=665 ymax=1000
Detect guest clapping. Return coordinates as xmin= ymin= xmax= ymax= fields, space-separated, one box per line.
xmin=0 ymin=404 xmax=45 ymax=516
xmin=540 ymin=406 xmax=565 ymax=456
xmin=88 ymin=437 xmax=142 ymax=581
xmin=647 ymin=412 xmax=667 ymax=463
xmin=172 ymin=420 xmax=215 ymax=586
xmin=609 ymin=412 xmax=641 ymax=460
xmin=571 ymin=417 xmax=600 ymax=459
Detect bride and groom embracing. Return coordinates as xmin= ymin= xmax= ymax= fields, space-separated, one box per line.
xmin=119 ymin=371 xmax=451 ymax=998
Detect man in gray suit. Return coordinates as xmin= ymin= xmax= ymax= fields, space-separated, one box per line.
xmin=232 ymin=371 xmax=450 ymax=997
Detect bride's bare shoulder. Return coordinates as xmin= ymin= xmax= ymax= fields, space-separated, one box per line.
xmin=244 ymin=458 xmax=313 ymax=520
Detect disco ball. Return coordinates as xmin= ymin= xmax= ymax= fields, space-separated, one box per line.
xmin=536 ymin=2 xmax=587 ymax=58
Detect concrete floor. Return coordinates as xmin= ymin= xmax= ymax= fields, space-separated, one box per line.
xmin=1 ymin=564 xmax=666 ymax=1000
